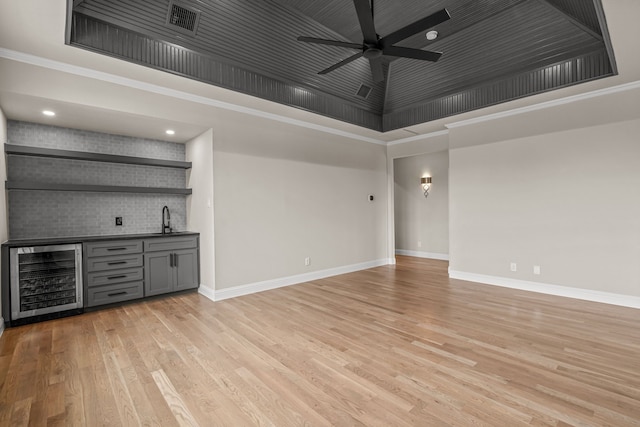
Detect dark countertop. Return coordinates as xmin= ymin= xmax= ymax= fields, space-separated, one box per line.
xmin=1 ymin=231 xmax=199 ymax=247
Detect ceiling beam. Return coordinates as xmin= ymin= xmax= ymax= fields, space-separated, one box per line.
xmin=382 ymin=62 xmax=392 ymax=115
xmin=591 ymin=0 xmax=618 ymax=75
xmin=536 ymin=0 xmax=603 ymax=41
xmin=65 ymin=0 xmax=74 ymax=45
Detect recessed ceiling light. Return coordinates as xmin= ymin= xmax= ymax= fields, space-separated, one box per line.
xmin=165 ymin=129 xmax=175 ymax=135
xmin=42 ymin=110 xmax=56 ymax=117
xmin=426 ymin=30 xmax=438 ymax=41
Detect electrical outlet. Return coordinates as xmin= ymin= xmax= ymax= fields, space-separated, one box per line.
xmin=417 ymin=241 xmax=422 ymax=248
xmin=115 ymin=217 xmax=123 ymax=226
xmin=305 ymin=257 xmax=310 ymax=266
xmin=510 ymin=262 xmax=517 ymax=272
xmin=533 ymin=265 xmax=541 ymax=275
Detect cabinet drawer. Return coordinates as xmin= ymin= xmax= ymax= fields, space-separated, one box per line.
xmin=144 ymin=236 xmax=197 ymax=252
xmin=86 ymin=253 xmax=143 ymax=272
xmin=85 ymin=240 xmax=143 ymax=258
xmin=86 ymin=282 xmax=144 ymax=307
xmin=87 ymin=267 xmax=143 ymax=287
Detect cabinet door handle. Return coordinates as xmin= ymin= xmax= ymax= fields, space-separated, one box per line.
xmin=107 ymin=275 xmax=127 ymax=280
xmin=107 ymin=247 xmax=127 ymax=251
xmin=107 ymin=261 xmax=127 ymax=265
xmin=169 ymin=253 xmax=173 ymax=267
xmin=108 ymin=291 xmax=128 ymax=297
xmin=174 ymin=253 xmax=178 ymax=268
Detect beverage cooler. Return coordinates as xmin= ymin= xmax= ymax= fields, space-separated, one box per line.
xmin=6 ymin=244 xmax=83 ymax=325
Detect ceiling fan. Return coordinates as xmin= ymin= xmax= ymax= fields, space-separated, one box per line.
xmin=297 ymin=0 xmax=451 ymax=82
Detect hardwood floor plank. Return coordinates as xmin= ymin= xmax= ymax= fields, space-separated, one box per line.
xmin=9 ymin=397 xmax=31 ymax=427
xmin=59 ymin=355 xmax=85 ymax=426
xmin=151 ymin=369 xmax=200 ymax=427
xmin=102 ymin=351 xmax=142 ymax=426
xmin=44 ymin=382 xmax=65 ymax=420
xmin=1 ymin=256 xmax=639 ymax=426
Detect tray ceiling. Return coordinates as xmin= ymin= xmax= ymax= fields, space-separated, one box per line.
xmin=67 ymin=0 xmax=616 ymax=132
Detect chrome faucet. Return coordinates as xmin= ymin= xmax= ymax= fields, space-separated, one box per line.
xmin=162 ymin=205 xmax=171 ymax=234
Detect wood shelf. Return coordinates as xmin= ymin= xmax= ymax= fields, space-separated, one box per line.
xmin=4 ymin=144 xmax=192 ymax=169
xmin=5 ymin=182 xmax=192 ymax=195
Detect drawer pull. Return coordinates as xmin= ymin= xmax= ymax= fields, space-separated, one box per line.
xmin=107 ymin=291 xmax=128 ymax=297
xmin=107 ymin=247 xmax=128 ymax=251
xmin=107 ymin=261 xmax=127 ymax=265
xmin=107 ymin=275 xmax=127 ymax=280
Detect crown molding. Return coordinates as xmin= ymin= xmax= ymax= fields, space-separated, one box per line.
xmin=4 ymin=48 xmax=637 ymax=148
xmin=445 ymin=80 xmax=640 ymax=130
xmin=384 ymin=79 xmax=640 ymax=146
xmin=0 ymin=48 xmax=386 ymax=145
xmin=386 ymin=129 xmax=449 ymax=146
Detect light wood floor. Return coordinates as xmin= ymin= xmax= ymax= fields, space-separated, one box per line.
xmin=1 ymin=256 xmax=639 ymax=426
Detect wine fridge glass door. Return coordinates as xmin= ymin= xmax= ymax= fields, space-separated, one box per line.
xmin=10 ymin=244 xmax=83 ymax=320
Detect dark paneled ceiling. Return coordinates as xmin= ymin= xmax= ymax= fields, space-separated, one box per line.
xmin=67 ymin=0 xmax=616 ymax=132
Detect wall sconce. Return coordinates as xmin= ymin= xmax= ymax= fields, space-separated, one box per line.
xmin=421 ymin=177 xmax=432 ymax=198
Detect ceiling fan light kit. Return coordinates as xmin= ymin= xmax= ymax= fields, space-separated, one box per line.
xmin=297 ymin=0 xmax=450 ymax=82
xmin=363 ymin=47 xmax=383 ymax=59
xmin=426 ymin=30 xmax=439 ymax=40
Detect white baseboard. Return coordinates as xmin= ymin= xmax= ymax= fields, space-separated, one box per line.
xmin=201 ymin=258 xmax=391 ymax=302
xmin=0 ymin=317 xmax=4 ymax=338
xmin=197 ymin=285 xmax=216 ymax=302
xmin=449 ymin=270 xmax=640 ymax=309
xmin=396 ymin=249 xmax=449 ymax=261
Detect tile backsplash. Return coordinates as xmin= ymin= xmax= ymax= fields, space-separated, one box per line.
xmin=6 ymin=120 xmax=188 ymax=240
xmin=8 ymin=157 xmax=186 ymax=188
xmin=7 ymin=120 xmax=185 ymax=160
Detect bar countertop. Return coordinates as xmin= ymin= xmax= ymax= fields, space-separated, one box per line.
xmin=1 ymin=231 xmax=199 ymax=248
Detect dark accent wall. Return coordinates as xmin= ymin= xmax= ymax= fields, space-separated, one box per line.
xmin=6 ymin=121 xmax=187 ymax=239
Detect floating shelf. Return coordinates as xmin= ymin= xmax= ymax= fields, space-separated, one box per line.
xmin=6 ymin=182 xmax=192 ymax=195
xmin=5 ymin=144 xmax=192 ymax=169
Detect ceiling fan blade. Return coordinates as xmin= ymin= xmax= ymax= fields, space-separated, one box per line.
xmin=382 ymin=46 xmax=443 ymax=62
xmin=318 ymin=52 xmax=364 ymax=75
xmin=380 ymin=8 xmax=450 ymax=48
xmin=297 ymin=36 xmax=362 ymax=50
xmin=353 ymin=0 xmax=378 ymax=43
xmin=369 ymin=56 xmax=384 ymax=82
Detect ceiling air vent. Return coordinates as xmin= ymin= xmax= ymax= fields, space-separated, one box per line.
xmin=355 ymin=84 xmax=372 ymax=99
xmin=166 ymin=1 xmax=201 ymax=36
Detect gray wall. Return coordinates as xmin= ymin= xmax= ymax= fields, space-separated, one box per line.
xmin=394 ymin=151 xmax=449 ymax=257
xmin=385 ymin=132 xmax=449 ymax=261
xmin=186 ymin=129 xmax=215 ymax=290
xmin=6 ymin=121 xmax=187 ymax=239
xmin=449 ymin=118 xmax=640 ymax=297
xmin=386 ymin=83 xmax=640 ymax=303
xmin=212 ymin=112 xmax=388 ymax=290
